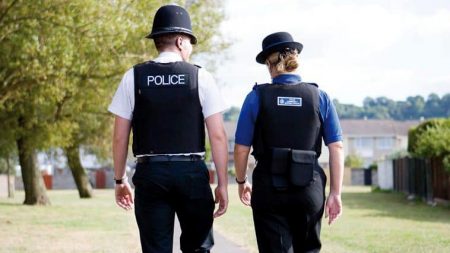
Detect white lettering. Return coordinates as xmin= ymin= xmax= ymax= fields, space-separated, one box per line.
xmin=147 ymin=76 xmax=154 ymax=86
xmin=146 ymin=74 xmax=188 ymax=86
xmin=155 ymin=75 xmax=162 ymax=85
xmin=161 ymin=75 xmax=168 ymax=85
xmin=170 ymin=75 xmax=178 ymax=84
xmin=178 ymin=74 xmax=185 ymax=85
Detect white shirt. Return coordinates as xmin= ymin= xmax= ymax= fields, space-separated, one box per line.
xmin=108 ymin=52 xmax=228 ymax=157
xmin=108 ymin=52 xmax=228 ymax=121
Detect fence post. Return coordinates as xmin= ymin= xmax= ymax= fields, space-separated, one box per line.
xmin=393 ymin=159 xmax=398 ymax=191
xmin=425 ymin=159 xmax=434 ymax=204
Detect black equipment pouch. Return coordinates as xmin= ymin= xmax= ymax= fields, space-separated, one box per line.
xmin=270 ymin=148 xmax=291 ymax=190
xmin=290 ymin=150 xmax=316 ymax=187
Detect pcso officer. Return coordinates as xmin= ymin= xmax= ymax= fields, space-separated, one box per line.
xmin=109 ymin=5 xmax=229 ymax=253
xmin=234 ymin=32 xmax=344 ymax=253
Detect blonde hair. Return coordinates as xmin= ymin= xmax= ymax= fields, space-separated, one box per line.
xmin=265 ymin=49 xmax=299 ymax=73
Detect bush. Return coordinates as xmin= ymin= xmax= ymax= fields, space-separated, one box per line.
xmin=408 ymin=118 xmax=450 ymax=172
xmin=345 ymin=154 xmax=364 ymax=168
xmin=369 ymin=163 xmax=378 ymax=171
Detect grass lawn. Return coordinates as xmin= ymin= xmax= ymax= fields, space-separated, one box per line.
xmin=214 ymin=185 xmax=450 ymax=253
xmin=0 ymin=186 xmax=449 ymax=253
xmin=0 ymin=190 xmax=140 ymax=253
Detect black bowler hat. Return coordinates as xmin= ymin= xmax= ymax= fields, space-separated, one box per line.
xmin=146 ymin=5 xmax=197 ymax=44
xmin=256 ymin=32 xmax=303 ymax=64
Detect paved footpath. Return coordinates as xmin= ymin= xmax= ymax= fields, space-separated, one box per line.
xmin=173 ymin=216 xmax=249 ymax=253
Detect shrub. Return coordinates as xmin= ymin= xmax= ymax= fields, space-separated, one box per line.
xmin=345 ymin=154 xmax=364 ymax=168
xmin=408 ymin=118 xmax=450 ymax=172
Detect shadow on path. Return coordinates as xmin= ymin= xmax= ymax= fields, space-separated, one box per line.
xmin=173 ymin=215 xmax=249 ymax=253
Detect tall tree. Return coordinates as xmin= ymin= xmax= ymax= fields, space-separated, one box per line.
xmin=441 ymin=94 xmax=450 ymax=117
xmin=424 ymin=93 xmax=442 ymax=118
xmin=334 ymin=94 xmax=449 ymax=120
xmin=0 ymin=0 xmax=79 ymax=205
xmin=403 ymin=95 xmax=425 ymax=119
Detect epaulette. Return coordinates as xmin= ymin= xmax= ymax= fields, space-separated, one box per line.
xmin=193 ymin=64 xmax=202 ymax=68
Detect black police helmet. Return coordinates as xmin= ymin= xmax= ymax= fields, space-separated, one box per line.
xmin=146 ymin=5 xmax=197 ymax=44
xmin=256 ymin=32 xmax=303 ymax=64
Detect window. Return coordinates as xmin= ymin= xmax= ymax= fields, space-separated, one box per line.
xmin=377 ymin=137 xmax=394 ymax=150
xmin=354 ymin=137 xmax=373 ymax=149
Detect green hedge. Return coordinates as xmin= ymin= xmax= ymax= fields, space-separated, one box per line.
xmin=408 ymin=118 xmax=450 ymax=172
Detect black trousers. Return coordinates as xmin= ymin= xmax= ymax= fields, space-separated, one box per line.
xmin=132 ymin=160 xmax=215 ymax=253
xmin=251 ymin=165 xmax=327 ymax=253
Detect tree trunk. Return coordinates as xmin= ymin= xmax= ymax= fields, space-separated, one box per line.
xmin=65 ymin=145 xmax=93 ymax=198
xmin=17 ymin=136 xmax=50 ymax=205
xmin=6 ymin=155 xmax=14 ymax=198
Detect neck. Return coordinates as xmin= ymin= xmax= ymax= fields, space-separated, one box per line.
xmin=270 ymin=71 xmax=290 ymax=78
xmin=159 ymin=48 xmax=182 ymax=56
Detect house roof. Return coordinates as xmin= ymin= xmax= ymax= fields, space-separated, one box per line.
xmin=340 ymin=119 xmax=420 ymax=136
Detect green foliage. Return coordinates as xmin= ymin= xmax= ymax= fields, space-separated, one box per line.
xmin=0 ymin=157 xmax=16 ymax=175
xmin=408 ymin=118 xmax=450 ymax=172
xmin=345 ymin=154 xmax=364 ymax=168
xmin=0 ymin=0 xmax=227 ymax=161
xmin=368 ymin=163 xmax=378 ymax=171
xmin=334 ymin=93 xmax=450 ymax=120
xmin=0 ymin=0 xmax=227 ymax=203
xmin=386 ymin=149 xmax=410 ymax=160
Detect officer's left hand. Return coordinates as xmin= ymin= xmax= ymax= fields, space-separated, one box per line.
xmin=213 ymin=185 xmax=228 ymax=218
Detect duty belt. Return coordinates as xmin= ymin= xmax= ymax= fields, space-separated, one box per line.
xmin=136 ymin=155 xmax=204 ymax=163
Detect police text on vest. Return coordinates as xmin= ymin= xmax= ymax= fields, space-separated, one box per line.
xmin=147 ymin=74 xmax=187 ymax=86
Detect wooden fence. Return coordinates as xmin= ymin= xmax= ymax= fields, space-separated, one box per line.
xmin=393 ymin=157 xmax=449 ymax=202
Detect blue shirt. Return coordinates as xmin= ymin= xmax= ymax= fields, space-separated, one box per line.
xmin=235 ymin=74 xmax=343 ymax=146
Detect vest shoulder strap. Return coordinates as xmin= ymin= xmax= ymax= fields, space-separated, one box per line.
xmin=252 ymin=82 xmax=270 ymax=91
xmin=301 ymin=82 xmax=319 ymax=88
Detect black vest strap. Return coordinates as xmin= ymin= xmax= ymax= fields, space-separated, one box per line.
xmin=252 ymin=82 xmax=323 ymax=160
xmin=132 ymin=61 xmax=205 ymax=156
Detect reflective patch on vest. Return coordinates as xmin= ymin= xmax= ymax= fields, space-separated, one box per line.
xmin=277 ymin=97 xmax=302 ymax=107
xmin=145 ymin=74 xmax=190 ymax=87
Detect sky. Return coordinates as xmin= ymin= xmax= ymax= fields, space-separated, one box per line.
xmin=208 ymin=0 xmax=450 ymax=107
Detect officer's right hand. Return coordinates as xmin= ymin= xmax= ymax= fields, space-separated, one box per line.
xmin=213 ymin=185 xmax=228 ymax=218
xmin=238 ymin=182 xmax=252 ymax=206
xmin=115 ymin=182 xmax=134 ymax=211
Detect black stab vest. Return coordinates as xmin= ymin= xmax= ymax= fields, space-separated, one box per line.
xmin=132 ymin=61 xmax=205 ymax=156
xmin=252 ymin=82 xmax=323 ymax=160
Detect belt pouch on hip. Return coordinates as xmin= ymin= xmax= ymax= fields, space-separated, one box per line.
xmin=270 ymin=148 xmax=291 ymax=190
xmin=290 ymin=150 xmax=316 ymax=187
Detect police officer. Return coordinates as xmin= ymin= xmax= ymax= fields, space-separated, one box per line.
xmin=109 ymin=5 xmax=229 ymax=253
xmin=234 ymin=32 xmax=344 ymax=253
